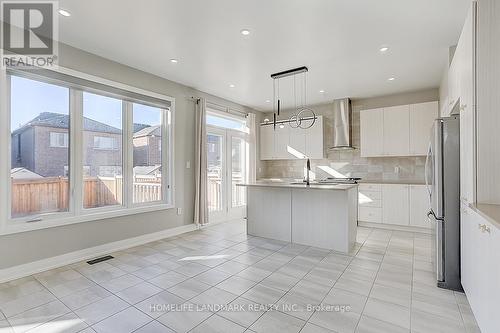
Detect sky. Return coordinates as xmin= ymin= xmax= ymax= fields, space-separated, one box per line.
xmin=11 ymin=76 xmax=162 ymax=131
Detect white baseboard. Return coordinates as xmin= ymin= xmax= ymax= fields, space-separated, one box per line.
xmin=0 ymin=223 xmax=198 ymax=284
xmin=358 ymin=221 xmax=433 ymax=234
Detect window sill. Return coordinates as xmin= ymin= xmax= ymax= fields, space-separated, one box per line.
xmin=0 ymin=204 xmax=174 ymax=236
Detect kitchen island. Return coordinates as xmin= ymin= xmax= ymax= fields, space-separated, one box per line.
xmin=238 ymin=182 xmax=358 ymax=253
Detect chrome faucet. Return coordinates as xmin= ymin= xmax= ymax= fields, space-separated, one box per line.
xmin=305 ymin=158 xmax=311 ymax=185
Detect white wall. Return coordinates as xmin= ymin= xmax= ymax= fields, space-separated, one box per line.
xmin=0 ymin=43 xmax=258 ymax=270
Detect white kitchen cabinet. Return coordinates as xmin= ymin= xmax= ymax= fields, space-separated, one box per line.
xmin=260 ymin=125 xmax=275 ymax=160
xmin=305 ymin=116 xmax=324 ymax=159
xmin=274 ymin=124 xmax=290 ymax=159
xmin=409 ymin=185 xmax=431 ymax=228
xmin=359 ymin=183 xmax=431 ymax=230
xmin=259 ymin=116 xmax=324 ymax=160
xmin=383 ymin=105 xmax=410 ymax=156
xmin=439 ymin=68 xmax=449 ymax=117
xmin=358 ymin=184 xmax=383 ymax=223
xmin=360 ymin=108 xmax=384 ymax=157
xmin=382 ymin=184 xmax=410 ymax=225
xmin=288 ymin=126 xmax=307 ymax=159
xmin=361 ymin=102 xmax=435 ymax=157
xmin=409 ymin=102 xmax=438 ymax=155
xmin=459 ymin=4 xmax=476 ymax=205
xmin=447 ymin=56 xmax=460 ymax=115
xmin=461 ymin=204 xmax=500 ymax=333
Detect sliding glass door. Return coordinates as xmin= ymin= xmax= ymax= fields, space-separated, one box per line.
xmin=206 ymin=110 xmax=248 ymax=223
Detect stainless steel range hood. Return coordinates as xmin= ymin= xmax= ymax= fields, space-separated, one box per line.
xmin=330 ymin=98 xmax=355 ymax=150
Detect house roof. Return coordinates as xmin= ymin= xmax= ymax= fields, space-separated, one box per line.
xmin=133 ymin=125 xmax=161 ymax=138
xmin=11 ymin=168 xmax=43 ymax=179
xmin=12 ymin=112 xmax=160 ymax=138
xmin=133 ymin=123 xmax=150 ymax=133
xmin=12 ymin=112 xmax=122 ymax=135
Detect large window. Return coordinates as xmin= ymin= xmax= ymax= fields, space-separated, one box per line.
xmin=83 ymin=92 xmax=123 ymax=209
xmin=132 ymin=102 xmax=165 ymax=204
xmin=3 ymin=70 xmax=174 ymax=230
xmin=10 ymin=76 xmax=70 ymax=219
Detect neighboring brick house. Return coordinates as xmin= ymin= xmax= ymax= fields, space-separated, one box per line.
xmin=133 ymin=125 xmax=162 ymax=168
xmin=11 ymin=112 xmax=122 ymax=177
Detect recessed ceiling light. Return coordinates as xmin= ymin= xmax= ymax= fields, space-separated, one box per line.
xmin=319 ymin=90 xmax=325 ymax=93
xmin=58 ymin=9 xmax=71 ymax=17
xmin=388 ymin=77 xmax=396 ymax=81
xmin=279 ymin=124 xmax=285 ymax=129
xmin=379 ymin=46 xmax=389 ymax=53
xmin=265 ymin=100 xmax=271 ymax=103
xmin=229 ymin=84 xmax=235 ymax=88
xmin=170 ymin=59 xmax=178 ymax=63
xmin=264 ymin=118 xmax=270 ymax=122
xmin=240 ymin=29 xmax=251 ymax=36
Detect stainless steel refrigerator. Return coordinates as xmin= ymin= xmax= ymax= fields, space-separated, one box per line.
xmin=425 ymin=115 xmax=462 ymax=291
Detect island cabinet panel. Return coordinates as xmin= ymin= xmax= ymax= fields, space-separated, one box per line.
xmin=291 ymin=187 xmax=357 ymax=253
xmin=244 ymin=184 xmax=358 ymax=253
xmin=246 ymin=187 xmax=291 ymax=242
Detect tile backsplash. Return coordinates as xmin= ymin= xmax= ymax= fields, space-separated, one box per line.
xmin=259 ymin=97 xmax=432 ymax=183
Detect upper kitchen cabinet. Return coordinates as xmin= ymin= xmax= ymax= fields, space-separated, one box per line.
xmin=260 ymin=124 xmax=275 ymax=160
xmin=383 ymin=105 xmax=410 ymax=156
xmin=459 ymin=3 xmax=476 ymax=205
xmin=360 ymin=108 xmax=384 ymax=157
xmin=447 ymin=54 xmax=461 ymax=115
xmin=260 ymin=115 xmax=324 ymax=160
xmin=361 ymin=102 xmax=437 ymax=157
xmin=409 ymin=101 xmax=438 ymax=155
xmin=304 ymin=116 xmax=324 ymax=159
xmin=274 ymin=124 xmax=291 ymax=159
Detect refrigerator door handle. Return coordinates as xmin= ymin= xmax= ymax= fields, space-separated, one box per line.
xmin=425 ymin=142 xmax=433 ymax=204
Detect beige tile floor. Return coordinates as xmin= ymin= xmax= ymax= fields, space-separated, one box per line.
xmin=0 ymin=220 xmax=481 ymax=333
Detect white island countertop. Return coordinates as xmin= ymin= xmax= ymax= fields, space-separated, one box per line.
xmin=237 ymin=182 xmax=357 ymax=190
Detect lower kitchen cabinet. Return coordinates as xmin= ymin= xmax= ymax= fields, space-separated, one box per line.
xmin=359 ymin=183 xmax=431 ymax=229
xmin=461 ymin=204 xmax=500 ymax=333
xmin=382 ymin=184 xmax=410 ymax=225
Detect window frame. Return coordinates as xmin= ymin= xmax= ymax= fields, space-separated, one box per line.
xmin=0 ymin=66 xmax=175 ymax=235
xmin=49 ymin=132 xmax=69 ymax=148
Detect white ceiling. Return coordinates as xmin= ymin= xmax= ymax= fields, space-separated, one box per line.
xmin=58 ymin=0 xmax=470 ymax=111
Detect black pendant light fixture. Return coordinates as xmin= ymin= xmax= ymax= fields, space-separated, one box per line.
xmin=264 ymin=66 xmax=317 ymax=130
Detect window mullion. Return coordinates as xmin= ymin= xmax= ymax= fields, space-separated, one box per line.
xmin=1 ymin=71 xmax=11 ymax=228
xmin=124 ymin=101 xmax=133 ymax=208
xmin=70 ymin=89 xmax=83 ymax=216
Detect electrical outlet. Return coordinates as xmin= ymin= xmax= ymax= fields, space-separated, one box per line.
xmin=177 ymin=208 xmax=182 ymax=215
xmin=394 ymin=166 xmax=401 ymax=174
xmin=186 ymin=161 xmax=191 ymax=169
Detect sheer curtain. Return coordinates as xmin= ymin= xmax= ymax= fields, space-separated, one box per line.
xmin=247 ymin=113 xmax=257 ymax=182
xmin=194 ymin=98 xmax=208 ymax=226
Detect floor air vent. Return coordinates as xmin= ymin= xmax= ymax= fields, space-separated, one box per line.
xmin=87 ymin=255 xmax=114 ymax=265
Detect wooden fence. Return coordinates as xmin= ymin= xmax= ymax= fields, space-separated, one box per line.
xmin=11 ymin=175 xmax=162 ymax=217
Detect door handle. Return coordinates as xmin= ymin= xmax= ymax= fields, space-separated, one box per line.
xmin=427 ymin=210 xmax=441 ymax=223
